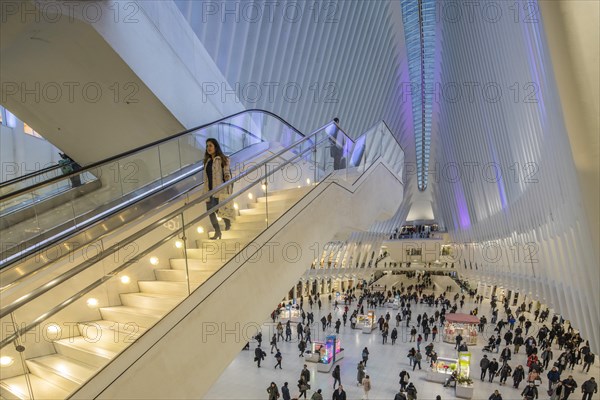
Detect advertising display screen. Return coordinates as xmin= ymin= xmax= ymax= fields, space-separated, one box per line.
xmin=458 ymin=352 xmax=471 ymax=378
xmin=321 ymin=335 xmax=335 ymax=364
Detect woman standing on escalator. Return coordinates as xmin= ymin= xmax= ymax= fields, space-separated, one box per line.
xmin=203 ymin=138 xmax=234 ymax=239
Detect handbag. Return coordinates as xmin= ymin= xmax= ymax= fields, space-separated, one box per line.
xmin=534 ymin=379 xmax=541 ymax=386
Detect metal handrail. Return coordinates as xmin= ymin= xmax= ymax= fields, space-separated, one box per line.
xmin=0 ymin=164 xmax=63 ymax=188
xmin=0 ymin=109 xmax=302 ymax=203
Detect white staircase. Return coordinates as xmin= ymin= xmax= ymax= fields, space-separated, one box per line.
xmin=0 ymin=187 xmax=308 ymax=400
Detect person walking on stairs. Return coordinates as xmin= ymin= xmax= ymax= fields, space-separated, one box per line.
xmin=203 ymin=138 xmax=233 ymax=240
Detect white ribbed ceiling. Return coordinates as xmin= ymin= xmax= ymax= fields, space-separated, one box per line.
xmin=174 ymin=0 xmax=414 ymax=147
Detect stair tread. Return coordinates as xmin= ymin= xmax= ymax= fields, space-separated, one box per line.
xmin=1 ymin=374 xmax=69 ymax=400
xmin=54 ymin=336 xmax=125 ymax=356
xmin=99 ymin=305 xmax=165 ymax=317
xmin=27 ymin=354 xmax=97 ymax=383
xmin=138 ymin=280 xmax=187 ymax=285
xmin=79 ymin=320 xmax=148 ymax=335
xmin=156 ymin=268 xmax=215 ymax=274
xmin=121 ymin=292 xmax=185 ymax=300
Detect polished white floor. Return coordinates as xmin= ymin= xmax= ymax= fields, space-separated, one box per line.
xmin=205 ymin=290 xmax=600 ymax=400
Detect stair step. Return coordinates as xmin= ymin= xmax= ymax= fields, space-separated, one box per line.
xmin=25 ymin=354 xmax=96 ymax=393
xmin=256 ymin=192 xmax=303 ymax=203
xmin=240 ymin=204 xmax=285 ymax=214
xmin=204 ymin=229 xmax=258 ymax=239
xmin=0 ymin=374 xmax=69 ymax=400
xmin=155 ymin=269 xmax=216 ymax=282
xmin=99 ymin=305 xmax=163 ymax=329
xmin=169 ymin=258 xmax=223 ymax=270
xmin=137 ymin=280 xmax=189 ymax=296
xmin=230 ymin=220 xmax=266 ymax=230
xmin=195 ymin=238 xmax=250 ymax=250
xmin=237 ymin=212 xmax=282 ymax=222
xmin=78 ymin=320 xmax=146 ymax=345
xmin=247 ymin=200 xmax=295 ymax=209
xmin=120 ymin=292 xmax=184 ymax=312
xmin=53 ymin=337 xmax=124 ymax=368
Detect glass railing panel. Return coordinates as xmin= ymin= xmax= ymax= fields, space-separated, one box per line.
xmin=177 ymin=132 xmax=205 ymax=168
xmin=30 ymin=192 xmax=77 ymax=240
xmin=0 ymin=166 xmax=64 ymax=201
xmin=117 ymin=146 xmax=162 ymax=196
xmin=69 ymin=161 xmax=125 ymax=227
xmin=158 ymin=140 xmax=183 ymax=180
xmin=0 ymin=190 xmax=38 ymax=221
xmin=0 ymin=313 xmax=34 ymax=399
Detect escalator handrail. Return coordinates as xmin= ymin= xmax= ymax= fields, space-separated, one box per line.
xmin=0 ymin=164 xmax=65 ymax=189
xmin=0 ymin=119 xmax=336 ymax=323
xmin=0 ymin=109 xmax=302 ymax=203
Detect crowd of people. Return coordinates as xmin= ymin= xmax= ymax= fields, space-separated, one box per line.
xmin=390 ymin=224 xmax=440 ymax=240
xmin=243 ymin=273 xmax=598 ymax=400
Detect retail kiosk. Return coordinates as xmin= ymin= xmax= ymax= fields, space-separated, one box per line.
xmin=427 ymin=356 xmax=459 ymax=383
xmin=356 ymin=310 xmax=376 ymax=333
xmin=314 ymin=335 xmax=344 ymax=372
xmin=279 ymin=304 xmax=301 ymax=322
xmin=443 ymin=314 xmax=479 ymax=345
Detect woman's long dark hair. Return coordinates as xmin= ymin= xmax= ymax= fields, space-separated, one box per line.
xmin=204 ymin=138 xmax=229 ymax=165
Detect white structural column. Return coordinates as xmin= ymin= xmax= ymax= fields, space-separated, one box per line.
xmin=432 ymin=1 xmax=599 ymax=351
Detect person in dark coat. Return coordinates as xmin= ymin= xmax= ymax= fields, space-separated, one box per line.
xmin=399 ymin=370 xmax=410 ymax=391
xmin=480 ymin=355 xmax=490 ymax=381
xmin=281 ymin=382 xmax=291 ymax=400
xmin=513 ymin=364 xmax=526 ymax=388
xmin=582 ymin=377 xmax=598 ymax=400
xmin=394 ymin=390 xmax=407 ymax=400
xmin=488 ymin=389 xmax=503 ymax=400
xmin=332 ymin=365 xmax=341 ymax=389
xmin=301 ymin=365 xmax=311 ymax=384
xmin=274 ymin=350 xmax=283 ymax=369
xmin=521 ymin=382 xmax=539 ymax=400
xmin=562 ymin=375 xmax=578 ymax=400
xmin=500 ymin=347 xmax=512 ymax=363
xmin=547 ymin=367 xmax=561 ymax=391
xmin=332 ymin=385 xmax=347 ymax=400
xmin=267 ymin=382 xmax=279 ymax=400
xmin=298 ymin=340 xmax=307 ymax=357
xmin=499 ymin=363 xmax=512 ymax=385
xmin=391 ymin=328 xmax=398 ymax=345
xmin=255 ymin=346 xmax=266 ymax=367
xmin=488 ymin=358 xmax=500 ymax=383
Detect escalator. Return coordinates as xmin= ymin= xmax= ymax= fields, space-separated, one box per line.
xmin=0 ymin=113 xmax=405 ymax=399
